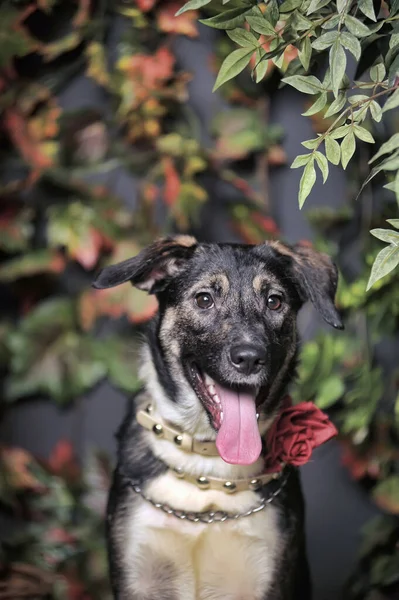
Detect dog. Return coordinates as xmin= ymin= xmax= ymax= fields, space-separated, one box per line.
xmin=93 ymin=236 xmax=343 ymax=600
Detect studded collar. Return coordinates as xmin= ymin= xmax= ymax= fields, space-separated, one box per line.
xmin=136 ymin=401 xmax=283 ymax=494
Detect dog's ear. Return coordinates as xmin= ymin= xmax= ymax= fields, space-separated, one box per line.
xmin=270 ymin=241 xmax=343 ymax=330
xmin=92 ymin=235 xmax=197 ymax=293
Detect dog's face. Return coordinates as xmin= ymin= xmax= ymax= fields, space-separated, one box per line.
xmin=94 ymin=236 xmax=342 ymax=466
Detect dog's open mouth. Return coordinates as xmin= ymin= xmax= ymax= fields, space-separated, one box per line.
xmin=189 ymin=364 xmax=262 ymax=466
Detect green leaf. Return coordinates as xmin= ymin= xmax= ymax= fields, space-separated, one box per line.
xmin=314 ymin=151 xmax=329 ymax=182
xmin=369 ymin=100 xmax=382 ymax=122
xmin=325 ymin=136 xmax=341 ymax=165
xmin=322 ymin=15 xmax=341 ymax=29
xmin=382 ymin=88 xmax=399 ymax=113
xmin=341 ymin=131 xmax=356 ymax=168
xmin=387 ymin=219 xmax=399 ymax=229
xmin=282 ymin=74 xmax=324 ymax=94
xmin=378 ymin=152 xmax=399 ymax=171
xmin=341 ymin=32 xmax=361 ymax=61
xmin=0 ymin=251 xmax=65 ymax=282
xmin=370 ymin=134 xmax=399 ymax=163
xmin=291 ymin=11 xmax=313 ymax=31
xmin=367 ymin=244 xmax=399 ymax=290
xmin=315 ymin=375 xmax=345 ymax=409
xmin=175 ymin=0 xmax=212 ymax=15
xmin=358 ymin=0 xmax=376 ymax=21
xmin=370 ymin=228 xmax=399 ymax=244
xmin=279 ymin=0 xmax=303 ymax=11
xmin=355 ymin=165 xmax=383 ymax=200
xmin=291 ymin=153 xmax=313 ymax=168
xmin=331 ymin=124 xmax=351 ymax=139
xmin=372 ymin=476 xmax=399 ymax=513
xmin=213 ymin=47 xmax=254 ymax=91
xmin=389 ymin=31 xmax=399 ymax=50
xmin=298 ymin=36 xmax=312 ymax=71
xmin=5 ymin=299 xmax=106 ymax=403
xmin=307 ymin=0 xmax=331 ymax=14
xmin=312 ymin=31 xmax=339 ymax=51
xmin=388 ymin=54 xmax=399 ymax=86
xmin=0 ymin=11 xmax=34 ymax=69
xmin=246 ymin=15 xmax=276 ymax=36
xmin=302 ymin=137 xmax=321 ymax=149
xmin=200 ymin=6 xmax=252 ymax=30
xmin=265 ymin=0 xmax=279 ymax=26
xmin=353 ymin=125 xmax=375 ymax=143
xmin=96 ymin=337 xmax=141 ymax=392
xmin=254 ymin=48 xmax=269 ymax=83
xmin=337 ymin=0 xmax=351 ymax=13
xmin=299 ymin=159 xmax=316 ymax=207
xmin=370 ymin=62 xmax=386 ymax=82
xmin=324 ymin=92 xmax=347 ymax=117
xmin=345 ymin=15 xmax=372 ymax=37
xmin=227 ymin=28 xmax=259 ymax=47
xmin=302 ymin=92 xmax=328 ymax=116
xmin=330 ymin=39 xmax=347 ymax=97
xmin=348 ymin=93 xmax=369 ymax=104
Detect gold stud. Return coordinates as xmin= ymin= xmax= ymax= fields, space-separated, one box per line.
xmin=152 ymin=423 xmax=164 ymax=436
xmin=223 ymin=481 xmax=237 ymax=493
xmin=173 ymin=467 xmax=185 ymax=478
xmin=249 ymin=479 xmax=261 ymax=491
xmin=145 ymin=404 xmax=153 ymax=414
xmin=174 ymin=435 xmax=183 ymax=446
xmin=196 ymin=476 xmax=210 ymax=489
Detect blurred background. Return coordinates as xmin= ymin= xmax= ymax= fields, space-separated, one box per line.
xmin=0 ymin=1 xmax=398 ymax=599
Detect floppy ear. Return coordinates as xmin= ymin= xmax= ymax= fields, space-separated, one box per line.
xmin=92 ymin=235 xmax=197 ymax=293
xmin=290 ymin=244 xmax=343 ymax=329
xmin=269 ymin=241 xmax=343 ymax=330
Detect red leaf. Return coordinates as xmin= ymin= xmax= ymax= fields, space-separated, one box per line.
xmin=4 ymin=109 xmax=53 ymax=183
xmin=79 ymin=287 xmax=158 ymax=330
xmin=48 ymin=440 xmax=80 ymax=481
xmin=267 ymin=145 xmax=287 ymax=166
xmin=0 ymin=447 xmax=45 ymax=492
xmin=73 ymin=0 xmax=91 ymax=27
xmin=163 ymin=156 xmax=181 ymax=207
xmin=71 ymin=228 xmax=105 ymax=270
xmin=122 ymin=47 xmax=175 ymax=92
xmin=135 ymin=0 xmax=156 ymax=11
xmin=158 ymin=2 xmax=198 ymax=38
xmin=250 ymin=212 xmax=279 ymax=235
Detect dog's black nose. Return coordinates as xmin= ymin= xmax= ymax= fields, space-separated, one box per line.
xmin=230 ymin=344 xmax=266 ymax=375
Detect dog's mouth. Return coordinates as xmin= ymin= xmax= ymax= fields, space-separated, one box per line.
xmin=188 ymin=363 xmax=262 ymax=466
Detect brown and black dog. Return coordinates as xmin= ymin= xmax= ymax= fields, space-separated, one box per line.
xmin=93 ymin=236 xmax=343 ymax=600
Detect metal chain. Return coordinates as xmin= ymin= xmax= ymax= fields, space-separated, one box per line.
xmin=127 ymin=471 xmax=288 ymax=524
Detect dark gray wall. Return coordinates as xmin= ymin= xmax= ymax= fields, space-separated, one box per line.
xmin=0 ymin=23 xmax=380 ymax=600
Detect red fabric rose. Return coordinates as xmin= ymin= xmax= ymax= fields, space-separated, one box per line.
xmin=265 ymin=401 xmax=338 ymax=471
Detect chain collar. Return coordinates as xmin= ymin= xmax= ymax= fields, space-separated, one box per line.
xmin=125 ymin=469 xmax=289 ymax=524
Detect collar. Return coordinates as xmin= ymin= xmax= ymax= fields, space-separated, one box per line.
xmin=136 ymin=402 xmax=283 ymax=494
xmin=136 ymin=403 xmax=220 ymax=456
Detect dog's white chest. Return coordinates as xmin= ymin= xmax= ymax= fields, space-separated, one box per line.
xmin=124 ymin=474 xmax=283 ymax=600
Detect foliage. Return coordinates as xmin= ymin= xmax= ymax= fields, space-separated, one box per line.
xmin=1 ymin=0 xmax=399 ymax=598
xmin=0 ymin=0 xmax=287 ymax=595
xmin=345 ymin=516 xmax=399 ymax=599
xmin=0 ymin=442 xmax=112 ymax=599
xmin=180 ymin=0 xmax=399 ymax=289
xmin=0 ymin=0 xmax=284 ymax=406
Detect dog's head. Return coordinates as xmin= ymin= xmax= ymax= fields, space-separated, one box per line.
xmin=93 ymin=236 xmax=342 ymax=466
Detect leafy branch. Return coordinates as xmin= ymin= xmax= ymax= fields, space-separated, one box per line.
xmin=179 ymin=0 xmax=399 ymax=289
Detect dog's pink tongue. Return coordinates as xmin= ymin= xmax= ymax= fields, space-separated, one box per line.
xmin=215 ymin=384 xmax=262 ymax=465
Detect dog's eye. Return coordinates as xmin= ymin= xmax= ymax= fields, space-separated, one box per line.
xmin=195 ymin=293 xmax=214 ymax=309
xmin=267 ymin=295 xmax=282 ymax=311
